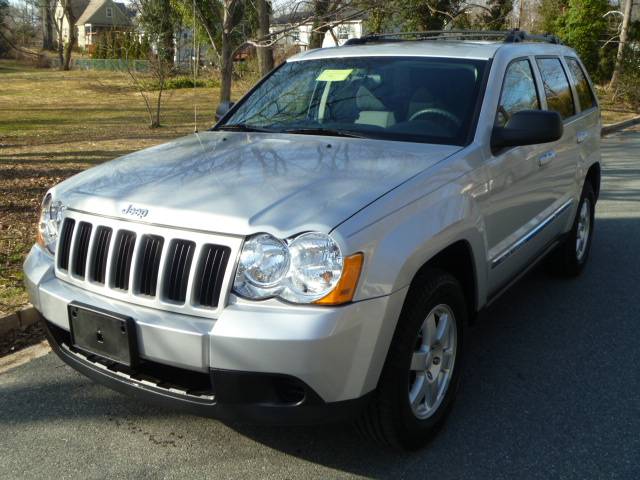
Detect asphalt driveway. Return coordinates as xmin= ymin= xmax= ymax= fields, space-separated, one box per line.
xmin=1 ymin=128 xmax=639 ymax=479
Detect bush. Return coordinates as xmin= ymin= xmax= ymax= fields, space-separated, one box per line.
xmin=616 ymin=45 xmax=640 ymax=110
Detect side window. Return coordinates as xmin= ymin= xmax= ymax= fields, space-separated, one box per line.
xmin=536 ymin=57 xmax=575 ymax=120
xmin=565 ymin=57 xmax=597 ymax=111
xmin=495 ymin=59 xmax=540 ymax=127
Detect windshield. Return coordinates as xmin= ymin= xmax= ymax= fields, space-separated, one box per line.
xmin=219 ymin=56 xmax=487 ymax=146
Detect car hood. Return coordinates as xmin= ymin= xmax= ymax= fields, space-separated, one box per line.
xmin=55 ymin=131 xmax=460 ymax=237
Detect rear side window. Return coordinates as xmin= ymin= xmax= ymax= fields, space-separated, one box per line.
xmin=565 ymin=57 xmax=597 ymax=111
xmin=536 ymin=57 xmax=575 ymax=119
xmin=495 ymin=59 xmax=540 ymax=127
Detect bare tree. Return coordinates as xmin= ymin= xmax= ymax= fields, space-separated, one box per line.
xmin=41 ymin=0 xmax=55 ymax=50
xmin=609 ymin=0 xmax=635 ymax=91
xmin=256 ymin=0 xmax=273 ymax=75
xmin=60 ymin=0 xmax=77 ymax=69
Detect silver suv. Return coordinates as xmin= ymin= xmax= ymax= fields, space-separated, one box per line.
xmin=25 ymin=31 xmax=601 ymax=449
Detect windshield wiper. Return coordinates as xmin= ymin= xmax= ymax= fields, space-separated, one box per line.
xmin=282 ymin=127 xmax=368 ymax=139
xmin=217 ymin=123 xmax=274 ymax=133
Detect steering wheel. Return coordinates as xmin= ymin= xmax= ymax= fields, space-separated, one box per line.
xmin=408 ymin=108 xmax=461 ymax=128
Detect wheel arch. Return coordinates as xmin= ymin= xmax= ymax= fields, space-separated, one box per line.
xmin=408 ymin=239 xmax=479 ymax=322
xmin=585 ymin=162 xmax=601 ymax=201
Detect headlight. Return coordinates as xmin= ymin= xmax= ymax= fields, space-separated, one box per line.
xmin=233 ymin=233 xmax=290 ymax=298
xmin=233 ymin=232 xmax=362 ymax=305
xmin=280 ymin=232 xmax=342 ymax=302
xmin=37 ymin=192 xmax=65 ymax=255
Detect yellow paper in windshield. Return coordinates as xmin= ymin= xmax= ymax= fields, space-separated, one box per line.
xmin=316 ymin=69 xmax=353 ymax=82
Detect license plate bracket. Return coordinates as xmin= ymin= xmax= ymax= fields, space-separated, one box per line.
xmin=68 ymin=302 xmax=138 ymax=367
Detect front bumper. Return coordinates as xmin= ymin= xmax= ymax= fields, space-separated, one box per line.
xmin=25 ymin=245 xmax=407 ymax=420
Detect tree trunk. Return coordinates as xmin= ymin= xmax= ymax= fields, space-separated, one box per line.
xmin=219 ymin=2 xmax=236 ymax=104
xmin=61 ymin=0 xmax=76 ymax=70
xmin=309 ymin=0 xmax=330 ymax=49
xmin=42 ymin=1 xmax=54 ymax=50
xmin=220 ymin=31 xmax=233 ymax=104
xmin=256 ymin=0 xmax=273 ymax=76
xmin=609 ymin=0 xmax=634 ymax=91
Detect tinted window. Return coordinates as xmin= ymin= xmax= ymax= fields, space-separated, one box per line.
xmin=222 ymin=57 xmax=487 ymax=146
xmin=565 ymin=57 xmax=597 ymax=111
xmin=496 ymin=59 xmax=540 ymax=127
xmin=536 ymin=57 xmax=575 ymax=119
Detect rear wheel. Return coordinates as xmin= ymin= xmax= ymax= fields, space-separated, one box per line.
xmin=551 ymin=182 xmax=595 ymax=277
xmin=357 ymin=269 xmax=466 ymax=450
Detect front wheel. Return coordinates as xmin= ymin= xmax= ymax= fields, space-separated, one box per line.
xmin=357 ymin=269 xmax=466 ymax=450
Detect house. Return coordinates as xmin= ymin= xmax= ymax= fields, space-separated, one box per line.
xmin=55 ymin=0 xmax=133 ymax=49
xmin=270 ymin=8 xmax=367 ymax=54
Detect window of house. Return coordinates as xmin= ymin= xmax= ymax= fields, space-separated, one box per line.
xmin=495 ymin=59 xmax=540 ymax=127
xmin=536 ymin=57 xmax=575 ymax=120
xmin=106 ymin=6 xmax=113 ymax=17
xmin=565 ymin=57 xmax=597 ymax=111
xmin=337 ymin=25 xmax=351 ymax=40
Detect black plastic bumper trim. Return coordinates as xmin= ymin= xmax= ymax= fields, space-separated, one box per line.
xmin=41 ymin=315 xmax=371 ymax=425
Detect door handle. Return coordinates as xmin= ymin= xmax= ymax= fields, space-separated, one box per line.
xmin=538 ymin=150 xmax=556 ymax=167
xmin=577 ymin=131 xmax=589 ymax=144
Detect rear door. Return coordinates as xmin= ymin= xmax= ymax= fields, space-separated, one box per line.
xmin=531 ymin=56 xmax=581 ymax=223
xmin=564 ymin=56 xmax=601 ymax=187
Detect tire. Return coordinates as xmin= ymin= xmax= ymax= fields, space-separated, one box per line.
xmin=357 ymin=269 xmax=467 ymax=450
xmin=550 ymin=182 xmax=596 ymax=277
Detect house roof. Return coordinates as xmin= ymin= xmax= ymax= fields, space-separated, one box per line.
xmin=76 ymin=0 xmax=132 ymax=26
xmin=68 ymin=0 xmax=91 ymax=19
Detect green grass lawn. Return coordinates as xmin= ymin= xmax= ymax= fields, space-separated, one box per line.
xmin=0 ymin=59 xmax=637 ymax=316
xmin=0 ymin=59 xmax=249 ymax=315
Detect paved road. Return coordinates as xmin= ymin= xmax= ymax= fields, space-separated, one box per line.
xmin=1 ymin=129 xmax=639 ymax=480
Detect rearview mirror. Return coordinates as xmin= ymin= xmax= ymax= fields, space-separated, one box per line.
xmin=215 ymin=101 xmax=235 ymax=121
xmin=491 ymin=110 xmax=563 ymax=151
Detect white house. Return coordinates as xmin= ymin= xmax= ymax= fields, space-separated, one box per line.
xmin=271 ymin=9 xmax=367 ymax=54
xmin=55 ymin=0 xmax=133 ymax=49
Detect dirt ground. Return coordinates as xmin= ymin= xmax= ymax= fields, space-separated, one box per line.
xmin=0 ymin=59 xmax=637 ymax=316
xmin=0 ymin=59 xmax=249 ymax=315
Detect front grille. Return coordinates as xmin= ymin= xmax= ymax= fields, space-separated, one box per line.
xmin=55 ymin=212 xmax=236 ymax=315
xmin=164 ymin=240 xmax=195 ymax=303
xmin=57 ymin=218 xmax=75 ymax=270
xmin=113 ymin=230 xmax=136 ymax=290
xmin=90 ymin=226 xmax=112 ymax=284
xmin=137 ymin=235 xmax=163 ymax=297
xmin=72 ymin=222 xmax=92 ymax=278
xmin=195 ymin=245 xmax=231 ymax=308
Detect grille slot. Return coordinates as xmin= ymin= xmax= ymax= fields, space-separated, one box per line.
xmin=90 ymin=226 xmax=113 ymax=284
xmin=112 ymin=230 xmax=136 ymax=290
xmin=72 ymin=222 xmax=92 ymax=278
xmin=163 ymin=240 xmax=195 ymax=303
xmin=194 ymin=245 xmax=231 ymax=308
xmin=137 ymin=235 xmax=164 ymax=297
xmin=57 ymin=218 xmax=75 ymax=270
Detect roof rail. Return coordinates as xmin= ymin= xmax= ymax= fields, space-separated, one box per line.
xmin=344 ymin=29 xmax=562 ymax=46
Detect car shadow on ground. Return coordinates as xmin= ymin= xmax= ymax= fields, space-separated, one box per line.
xmin=224 ymin=215 xmax=640 ymax=477
xmin=1 ymin=218 xmax=637 ymax=478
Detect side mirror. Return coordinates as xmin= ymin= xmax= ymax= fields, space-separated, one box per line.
xmin=491 ymin=110 xmax=563 ymax=151
xmin=215 ymin=101 xmax=235 ymax=121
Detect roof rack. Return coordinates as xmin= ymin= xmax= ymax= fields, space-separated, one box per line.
xmin=344 ymin=29 xmax=562 ymax=46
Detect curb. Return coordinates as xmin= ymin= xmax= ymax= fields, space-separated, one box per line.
xmin=0 ymin=305 xmax=39 ymax=337
xmin=602 ymin=115 xmax=640 ymax=136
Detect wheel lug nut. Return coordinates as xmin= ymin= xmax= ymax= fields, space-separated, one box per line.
xmin=427 ymin=372 xmax=433 ymax=380
xmin=433 ymin=357 xmax=440 ymax=365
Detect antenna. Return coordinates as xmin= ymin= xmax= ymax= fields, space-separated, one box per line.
xmin=192 ymin=0 xmax=198 ymax=133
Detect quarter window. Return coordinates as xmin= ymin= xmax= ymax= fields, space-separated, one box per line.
xmin=495 ymin=59 xmax=540 ymax=127
xmin=565 ymin=57 xmax=597 ymax=111
xmin=536 ymin=57 xmax=575 ymax=119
